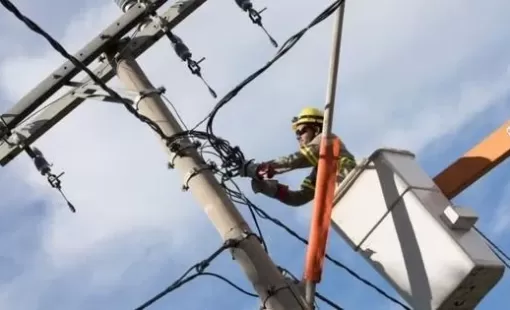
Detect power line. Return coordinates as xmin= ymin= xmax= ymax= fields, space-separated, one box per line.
xmin=202 ymin=0 xmax=345 ymax=172
xmin=0 ymin=0 xmax=187 ymax=158
xmin=198 ymin=272 xmax=258 ymax=297
xmin=4 ymin=1 xmax=498 ymax=310
xmin=159 ymin=95 xmax=270 ymax=253
xmin=474 ymin=226 xmax=510 ymax=269
xmin=315 ymin=292 xmax=343 ymax=310
xmin=133 ymin=237 xmax=245 ymax=309
xmin=0 ymin=0 xmax=346 ymax=182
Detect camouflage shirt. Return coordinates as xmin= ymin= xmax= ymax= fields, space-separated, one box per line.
xmin=263 ymin=133 xmax=356 ymax=206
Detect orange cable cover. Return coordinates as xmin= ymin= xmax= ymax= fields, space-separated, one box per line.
xmin=304 ymin=136 xmax=341 ymax=282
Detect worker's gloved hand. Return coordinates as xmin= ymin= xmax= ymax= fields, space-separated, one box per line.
xmin=256 ymin=162 xmax=275 ymax=179
xmin=240 ymin=160 xmax=260 ymax=178
xmin=240 ymin=160 xmax=275 ymax=179
xmin=251 ymin=178 xmax=279 ymax=197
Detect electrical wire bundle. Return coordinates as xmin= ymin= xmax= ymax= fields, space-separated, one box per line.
xmin=133 ymin=237 xmax=258 ymax=310
xmin=202 ymin=0 xmax=345 ymax=176
xmin=0 ymin=1 xmax=350 ymax=308
xmin=160 ymin=0 xmax=346 ymax=180
xmin=0 ymin=0 xmax=344 ymax=180
xmin=2 ymin=0 xmax=508 ymax=310
xmin=0 ymin=0 xmax=423 ymax=309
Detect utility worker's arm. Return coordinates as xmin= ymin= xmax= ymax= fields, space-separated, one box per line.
xmin=264 ymin=134 xmax=356 ymax=175
xmin=251 ymin=168 xmax=317 ymax=207
xmin=263 ymin=134 xmax=323 ymax=175
xmin=242 ymin=133 xmax=356 ymax=180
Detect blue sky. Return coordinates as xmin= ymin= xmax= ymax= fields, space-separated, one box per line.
xmin=0 ymin=0 xmax=509 ymax=309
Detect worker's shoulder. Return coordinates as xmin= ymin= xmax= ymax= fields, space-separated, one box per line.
xmin=310 ymin=132 xmax=345 ymax=144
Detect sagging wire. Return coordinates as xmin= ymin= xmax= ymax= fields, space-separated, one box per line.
xmin=151 ymin=13 xmax=217 ymax=98
xmin=0 ymin=0 xmax=218 ymax=179
xmin=0 ymin=2 xmax=407 ymax=308
xmin=0 ymin=0 xmax=343 ymax=183
xmin=234 ymin=0 xmax=278 ymax=47
xmin=202 ymin=0 xmax=344 ymax=175
xmin=133 ymin=237 xmax=249 ymax=309
xmin=160 ymin=0 xmax=346 ymax=183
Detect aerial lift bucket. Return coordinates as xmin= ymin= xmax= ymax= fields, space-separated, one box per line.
xmin=330 ymin=148 xmax=505 ymax=310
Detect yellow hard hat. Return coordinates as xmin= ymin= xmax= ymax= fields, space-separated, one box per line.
xmin=291 ymin=107 xmax=324 ymax=131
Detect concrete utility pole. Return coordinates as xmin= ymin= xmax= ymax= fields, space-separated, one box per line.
xmin=109 ymin=49 xmax=309 ymax=310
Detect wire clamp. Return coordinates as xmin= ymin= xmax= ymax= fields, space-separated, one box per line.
xmin=181 ymin=163 xmax=215 ymax=191
xmin=167 ymin=140 xmax=201 ymax=169
xmin=150 ymin=14 xmax=217 ymax=98
xmin=133 ymin=86 xmax=166 ymax=108
xmin=66 ymin=82 xmax=165 ymax=107
xmin=24 ymin=146 xmax=76 ymax=213
xmin=234 ymin=0 xmax=278 ymax=47
xmin=0 ymin=116 xmax=13 ymax=143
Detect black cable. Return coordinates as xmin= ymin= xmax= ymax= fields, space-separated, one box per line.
xmin=220 ymin=173 xmax=268 ymax=252
xmin=199 ymin=272 xmax=258 ymax=297
xmin=161 ymin=94 xmax=190 ymax=131
xmin=315 ymin=292 xmax=343 ymax=310
xmin=0 ymin=0 xmax=186 ymax=156
xmin=134 ymin=267 xmax=199 ymax=310
xmin=1 ymin=0 xmax=345 ymax=182
xmin=1 ymin=0 xmax=406 ymax=308
xmin=190 ymin=144 xmax=268 ymax=252
xmin=172 ymin=0 xmax=345 ymax=178
xmin=133 ymin=238 xmax=241 ymax=309
xmin=0 ymin=0 xmax=247 ymax=194
xmin=474 ymin=226 xmax=510 ymax=269
xmin=203 ymin=0 xmax=344 ymax=163
xmin=222 ymin=179 xmax=410 ymax=309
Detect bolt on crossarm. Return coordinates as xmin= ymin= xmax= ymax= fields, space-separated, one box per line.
xmin=303 ymin=1 xmax=347 ymax=307
xmin=114 ymin=0 xmax=217 ymax=97
xmin=107 ymin=47 xmax=309 ymax=310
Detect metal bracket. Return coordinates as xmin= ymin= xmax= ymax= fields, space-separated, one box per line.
xmin=168 ymin=140 xmax=201 ymax=169
xmin=0 ymin=117 xmax=11 ymax=142
xmin=440 ymin=205 xmax=479 ymax=231
xmin=0 ymin=120 xmax=25 ymax=147
xmin=65 ymin=81 xmax=165 ymax=107
xmin=133 ymin=87 xmax=166 ymax=108
xmin=0 ymin=0 xmax=207 ymax=167
xmin=181 ymin=162 xmax=216 ymax=191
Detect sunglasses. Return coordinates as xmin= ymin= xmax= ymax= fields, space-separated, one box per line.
xmin=295 ymin=127 xmax=309 ymax=137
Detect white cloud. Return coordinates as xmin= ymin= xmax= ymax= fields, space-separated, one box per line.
xmin=1 ymin=0 xmax=510 ymax=309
